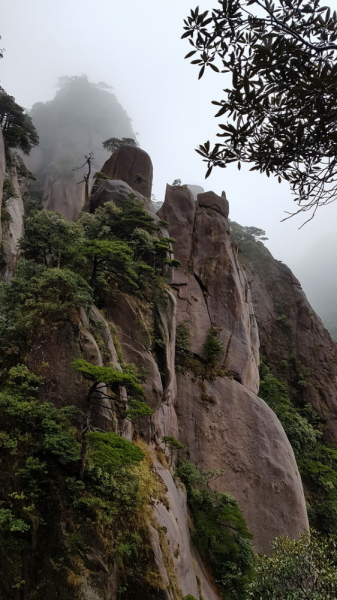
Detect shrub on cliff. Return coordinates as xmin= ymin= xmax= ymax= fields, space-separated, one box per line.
xmin=0 ymin=87 xmax=39 ymax=154
xmin=177 ymin=460 xmax=255 ymax=599
xmin=0 ymin=364 xmax=159 ymax=597
xmin=259 ymin=359 xmax=337 ymax=535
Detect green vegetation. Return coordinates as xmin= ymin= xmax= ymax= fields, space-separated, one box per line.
xmin=0 ymin=87 xmax=39 ymax=153
xmin=0 ymin=195 xmax=178 ymax=366
xmin=175 ymin=322 xmax=227 ymax=386
xmin=162 ymin=436 xmax=184 ymax=465
xmin=0 ymin=177 xmax=183 ymax=596
xmin=177 ymin=460 xmax=255 ymax=599
xmin=0 ymin=364 xmax=162 ymax=598
xmin=204 ymin=324 xmax=224 ymax=364
xmin=247 ymin=530 xmax=337 ymax=599
xmin=175 ymin=321 xmax=191 ymax=358
xmin=259 ymin=359 xmax=337 ymax=535
xmin=86 ymin=432 xmax=144 ymax=472
xmin=72 ymin=359 xmax=152 ymax=424
xmin=102 ymin=136 xmax=138 ymax=153
xmin=184 ymin=0 xmax=337 ymax=218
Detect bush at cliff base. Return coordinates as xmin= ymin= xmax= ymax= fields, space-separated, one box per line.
xmin=246 ymin=530 xmax=337 ymax=599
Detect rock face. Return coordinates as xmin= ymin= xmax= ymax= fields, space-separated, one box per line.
xmin=0 ymin=157 xmax=25 ymax=281
xmin=187 ymin=184 xmax=204 ymax=200
xmin=176 ymin=375 xmax=309 ymax=552
xmin=159 ymin=184 xmax=259 ymax=393
xmin=101 ymin=145 xmax=153 ymax=199
xmin=89 ymin=179 xmax=153 ymax=214
xmin=158 ymin=183 xmax=309 ymax=553
xmin=0 ymin=127 xmax=5 ymax=244
xmin=3 ymin=135 xmax=332 ymax=596
xmin=241 ymin=241 xmax=337 ymax=446
xmin=197 ymin=190 xmax=229 ymax=218
xmin=42 ymin=166 xmax=86 ymax=221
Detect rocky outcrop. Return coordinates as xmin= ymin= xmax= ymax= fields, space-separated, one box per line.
xmin=187 ymin=184 xmax=204 ymax=200
xmin=241 ymin=242 xmax=337 ymax=446
xmin=42 ymin=166 xmax=86 ymax=221
xmin=159 ymin=185 xmax=259 ymax=392
xmin=197 ymin=190 xmax=229 ymax=218
xmin=0 ymin=159 xmax=25 ymax=281
xmin=89 ymin=179 xmax=154 ymax=215
xmin=158 ymin=183 xmax=309 ymax=553
xmin=176 ymin=374 xmax=309 ymax=553
xmin=0 ymin=127 xmax=5 ymax=244
xmin=101 ymin=145 xmax=153 ymax=199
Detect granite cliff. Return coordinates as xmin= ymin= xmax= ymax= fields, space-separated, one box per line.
xmin=1 ymin=127 xmax=337 ymax=599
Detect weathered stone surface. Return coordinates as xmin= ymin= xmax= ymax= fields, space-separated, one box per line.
xmin=242 ymin=243 xmax=337 ymax=446
xmin=176 ymin=374 xmax=309 ymax=553
xmin=160 ymin=187 xmax=259 ymax=393
xmin=27 ymin=313 xmax=116 ymax=432
xmin=197 ymin=190 xmax=229 ymax=218
xmin=1 ymin=162 xmax=25 ymax=281
xmin=0 ymin=127 xmax=5 ymax=245
xmin=152 ymin=458 xmax=220 ymax=600
xmin=101 ymin=144 xmax=153 ymax=199
xmin=43 ymin=169 xmax=86 ymax=221
xmin=158 ymin=185 xmax=196 ymax=269
xmin=90 ymin=179 xmax=153 ymax=214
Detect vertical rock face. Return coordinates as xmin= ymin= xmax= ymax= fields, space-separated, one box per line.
xmin=1 ymin=138 xmax=321 ymax=596
xmin=101 ymin=145 xmax=153 ymax=199
xmin=241 ymin=241 xmax=337 ymax=446
xmin=0 ymin=127 xmax=5 ymax=244
xmin=42 ymin=165 xmax=86 ymax=221
xmin=0 ymin=158 xmax=25 ymax=281
xmin=175 ymin=375 xmax=309 ymax=553
xmin=158 ymin=184 xmax=309 ymax=553
xmin=158 ymin=185 xmax=259 ymax=392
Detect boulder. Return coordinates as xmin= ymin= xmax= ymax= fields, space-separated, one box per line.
xmin=197 ymin=190 xmax=229 ymax=219
xmin=101 ymin=144 xmax=153 ymax=199
xmin=90 ymin=179 xmax=153 ymax=214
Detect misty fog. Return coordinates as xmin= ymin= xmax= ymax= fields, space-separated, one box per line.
xmin=2 ymin=0 xmax=337 ymax=339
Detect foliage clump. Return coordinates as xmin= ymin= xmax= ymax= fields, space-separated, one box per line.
xmin=204 ymin=324 xmax=223 ymax=364
xmin=102 ymin=136 xmax=138 ymax=153
xmin=259 ymin=359 xmax=337 ymax=535
xmin=0 ymin=87 xmax=39 ymax=153
xmin=247 ymin=530 xmax=337 ymax=599
xmin=72 ymin=359 xmax=152 ymax=423
xmin=183 ymin=0 xmax=337 ymax=219
xmin=0 ymin=365 xmax=161 ymax=598
xmin=0 ymin=194 xmax=178 ymax=365
xmin=177 ymin=460 xmax=255 ymax=599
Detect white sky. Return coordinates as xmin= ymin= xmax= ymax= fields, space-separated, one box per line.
xmin=2 ymin=0 xmax=337 ymax=311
